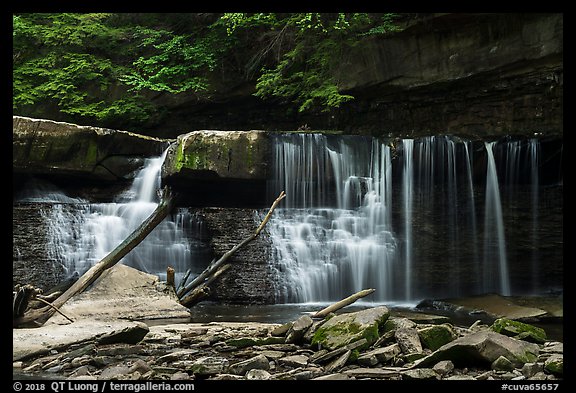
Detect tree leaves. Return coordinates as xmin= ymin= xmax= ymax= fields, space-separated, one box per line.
xmin=13 ymin=13 xmax=403 ymax=127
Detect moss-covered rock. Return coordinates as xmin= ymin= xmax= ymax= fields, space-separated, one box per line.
xmin=418 ymin=324 xmax=458 ymax=351
xmin=13 ymin=116 xmax=168 ymax=182
xmin=382 ymin=317 xmax=417 ymax=333
xmin=162 ymin=130 xmax=270 ymax=181
xmin=311 ymin=306 xmax=390 ymax=351
xmin=414 ymin=331 xmax=540 ymax=368
xmin=491 ymin=355 xmax=515 ymax=371
xmin=544 ymin=354 xmax=563 ymax=376
xmin=490 ymin=318 xmax=547 ymax=344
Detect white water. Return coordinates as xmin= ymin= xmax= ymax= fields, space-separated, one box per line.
xmin=22 ymin=134 xmax=553 ymax=303
xmin=39 ymin=151 xmax=201 ymax=286
xmin=528 ymin=139 xmax=540 ymax=290
xmin=483 ymin=141 xmax=510 ymax=295
xmin=268 ymin=134 xmax=398 ymax=303
xmin=401 ymin=139 xmax=414 ymax=301
xmin=268 ymin=134 xmax=528 ymax=303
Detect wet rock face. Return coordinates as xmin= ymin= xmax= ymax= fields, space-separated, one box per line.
xmin=13 ymin=203 xmax=65 ymax=291
xmin=151 ymin=14 xmax=562 ymax=138
xmin=162 ymin=130 xmax=270 ymax=181
xmin=197 ymin=207 xmax=276 ymax=304
xmin=161 ymin=130 xmax=270 ymax=208
xmin=13 ymin=116 xmax=169 ymax=184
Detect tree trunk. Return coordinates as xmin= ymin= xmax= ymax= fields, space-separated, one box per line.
xmin=311 ymin=288 xmax=376 ymax=319
xmin=13 ymin=186 xmax=174 ymax=328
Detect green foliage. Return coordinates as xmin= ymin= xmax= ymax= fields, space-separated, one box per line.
xmin=240 ymin=13 xmax=402 ymax=112
xmin=13 ymin=13 xmax=152 ymax=126
xmin=120 ymin=25 xmax=229 ymax=95
xmin=13 ymin=13 xmax=403 ymax=127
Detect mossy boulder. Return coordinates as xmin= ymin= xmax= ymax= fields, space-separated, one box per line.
xmin=311 ymin=306 xmax=390 ymax=351
xmin=490 ymin=318 xmax=547 ymax=344
xmin=162 ymin=130 xmax=270 ymax=181
xmin=418 ymin=324 xmax=458 ymax=351
xmin=544 ymin=354 xmax=563 ymax=376
xmin=414 ymin=331 xmax=540 ymax=368
xmin=13 ymin=116 xmax=168 ymax=182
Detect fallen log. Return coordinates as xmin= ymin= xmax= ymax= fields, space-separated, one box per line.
xmin=311 ymin=288 xmax=376 ymax=319
xmin=178 ymin=191 xmax=286 ymax=307
xmin=13 ymin=186 xmax=175 ymax=328
xmin=179 ymin=264 xmax=231 ymax=307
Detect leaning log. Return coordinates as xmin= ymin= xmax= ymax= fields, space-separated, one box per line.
xmin=311 ymin=288 xmax=376 ymax=319
xmin=178 ymin=191 xmax=286 ymax=307
xmin=13 ymin=186 xmax=174 ymax=328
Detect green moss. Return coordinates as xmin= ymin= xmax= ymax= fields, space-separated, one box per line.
xmin=312 ymin=321 xmax=379 ymax=351
xmin=86 ymin=141 xmax=98 ymax=164
xmin=545 ymin=356 xmax=563 ymax=375
xmin=515 ymin=351 xmax=539 ymax=365
xmin=362 ymin=324 xmax=379 ymax=347
xmin=349 ymin=349 xmax=360 ymax=363
xmin=246 ymin=141 xmax=253 ymax=168
xmin=418 ymin=324 xmax=457 ymax=351
xmin=491 ymin=318 xmax=547 ymax=344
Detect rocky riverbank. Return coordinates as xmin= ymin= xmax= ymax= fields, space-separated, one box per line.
xmin=13 ymin=304 xmax=563 ymax=382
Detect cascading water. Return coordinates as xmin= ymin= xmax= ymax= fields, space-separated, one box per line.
xmin=267 ymin=134 xmax=398 ymax=303
xmin=267 ymin=133 xmax=557 ymax=304
xmin=483 ymin=141 xmax=510 ymax=295
xmin=401 ymin=139 xmax=414 ymax=301
xmin=35 ymin=150 xmax=208 ymax=287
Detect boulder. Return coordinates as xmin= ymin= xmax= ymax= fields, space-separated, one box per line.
xmin=357 ymin=343 xmax=402 ymax=366
xmin=415 ymin=330 xmax=540 ymax=368
xmin=521 ymin=362 xmax=544 ymax=378
xmin=401 ymin=368 xmax=440 ymax=380
xmin=432 ymin=360 xmax=454 ymax=376
xmin=382 ymin=317 xmax=417 ymax=333
xmin=162 ymin=130 xmax=270 ymax=181
xmin=491 ymin=318 xmax=547 ymax=344
xmin=311 ymin=306 xmax=390 ymax=351
xmin=188 ymin=356 xmax=229 ymax=375
xmin=395 ymin=327 xmax=423 ymax=355
xmin=285 ymin=315 xmax=313 ymax=344
xmin=46 ymin=264 xmax=190 ymax=324
xmin=418 ymin=324 xmax=458 ymax=351
xmin=278 ymin=354 xmax=309 ymax=368
xmin=13 ymin=320 xmax=149 ymax=361
xmin=492 ymin=355 xmax=515 ymax=371
xmin=228 ymin=354 xmax=270 ymax=375
xmin=246 ymin=369 xmax=272 ymax=380
xmin=544 ymin=354 xmax=563 ymax=376
xmin=13 ymin=116 xmax=168 ymax=182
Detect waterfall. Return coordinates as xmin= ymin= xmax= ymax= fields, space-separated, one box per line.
xmin=18 ymin=133 xmax=559 ymax=303
xmin=266 ymin=134 xmax=553 ymax=304
xmin=36 ymin=150 xmax=207 ymax=287
xmin=267 ymin=134 xmax=398 ymax=303
xmin=463 ymin=141 xmax=480 ymax=292
xmin=528 ymin=139 xmax=540 ymax=292
xmin=483 ymin=141 xmax=510 ymax=296
xmin=401 ymin=139 xmax=414 ymax=301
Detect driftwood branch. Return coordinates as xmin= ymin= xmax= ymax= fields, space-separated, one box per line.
xmin=34 ymin=297 xmax=74 ymax=323
xmin=178 ymin=191 xmax=286 ymax=307
xmin=179 ymin=264 xmax=232 ymax=307
xmin=311 ymin=288 xmax=376 ymax=319
xmin=13 ymin=186 xmax=175 ymax=328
